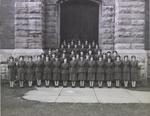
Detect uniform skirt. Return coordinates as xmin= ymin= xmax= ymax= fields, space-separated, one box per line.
xmin=8 ymin=70 xmax=16 ymax=81
xmin=114 ymin=72 xmax=122 ymax=80
xmin=53 ymin=72 xmax=61 ymax=81
xmin=87 ymin=72 xmax=95 ymax=81
xmin=26 ymin=71 xmax=34 ymax=81
xmin=123 ymin=72 xmax=130 ymax=81
xmin=131 ymin=71 xmax=138 ymax=81
xmin=43 ymin=72 xmax=52 ymax=80
xmin=35 ymin=71 xmax=42 ymax=80
xmin=78 ymin=72 xmax=86 ymax=81
xmin=61 ymin=73 xmax=69 ymax=81
xmin=70 ymin=72 xmax=77 ymax=81
xmin=18 ymin=71 xmax=25 ymax=81
xmin=96 ymin=72 xmax=105 ymax=81
xmin=106 ymin=73 xmax=113 ymax=81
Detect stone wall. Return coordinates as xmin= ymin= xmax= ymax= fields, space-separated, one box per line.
xmin=101 ymin=0 xmax=115 ymax=50
xmin=45 ymin=0 xmax=59 ymax=49
xmin=15 ymin=0 xmax=45 ymax=49
xmin=115 ymin=0 xmax=145 ymax=50
xmin=0 ymin=0 xmax=15 ymax=49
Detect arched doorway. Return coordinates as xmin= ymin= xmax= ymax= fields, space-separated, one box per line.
xmin=60 ymin=0 xmax=99 ymax=43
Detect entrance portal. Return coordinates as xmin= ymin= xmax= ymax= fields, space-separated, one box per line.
xmin=60 ymin=0 xmax=99 ymax=43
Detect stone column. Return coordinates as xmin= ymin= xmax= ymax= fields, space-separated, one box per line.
xmin=115 ymin=0 xmax=147 ymax=85
xmin=14 ymin=0 xmax=45 ymax=57
xmin=100 ymin=0 xmax=115 ymax=50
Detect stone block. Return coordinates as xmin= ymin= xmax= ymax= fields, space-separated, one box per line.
xmin=115 ymin=43 xmax=131 ymax=49
xmin=131 ymin=43 xmax=145 ymax=49
xmin=15 ymin=30 xmax=29 ymax=37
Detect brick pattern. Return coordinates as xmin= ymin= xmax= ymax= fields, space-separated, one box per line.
xmin=15 ymin=0 xmax=45 ymax=49
xmin=115 ymin=0 xmax=145 ymax=50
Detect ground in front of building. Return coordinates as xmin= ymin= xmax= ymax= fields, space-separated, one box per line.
xmin=1 ymin=82 xmax=150 ymax=116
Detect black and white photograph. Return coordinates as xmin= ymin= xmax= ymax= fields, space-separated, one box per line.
xmin=0 ymin=0 xmax=150 ymax=116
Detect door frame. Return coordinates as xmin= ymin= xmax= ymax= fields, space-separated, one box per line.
xmin=56 ymin=0 xmax=102 ymax=47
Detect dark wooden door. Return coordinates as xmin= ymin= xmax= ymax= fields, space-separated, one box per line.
xmin=60 ymin=0 xmax=99 ymax=43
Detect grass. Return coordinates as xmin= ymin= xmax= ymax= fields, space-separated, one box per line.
xmin=1 ymin=82 xmax=150 ymax=116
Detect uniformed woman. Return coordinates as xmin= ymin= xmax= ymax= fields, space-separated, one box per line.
xmin=8 ymin=56 xmax=16 ymax=88
xmin=74 ymin=44 xmax=79 ymax=54
xmin=35 ymin=55 xmax=43 ymax=86
xmin=123 ymin=55 xmax=130 ymax=87
xmin=87 ymin=56 xmax=96 ymax=88
xmin=105 ymin=57 xmax=113 ymax=87
xmin=43 ymin=55 xmax=52 ymax=87
xmin=102 ymin=53 xmax=107 ymax=62
xmin=69 ymin=56 xmax=77 ymax=87
xmin=107 ymin=51 xmax=112 ymax=59
xmin=77 ymin=56 xmax=86 ymax=87
xmin=114 ymin=55 xmax=122 ymax=87
xmin=96 ymin=56 xmax=105 ymax=87
xmin=61 ymin=58 xmax=69 ymax=87
xmin=93 ymin=44 xmax=99 ymax=55
xmin=112 ymin=51 xmax=118 ymax=62
xmin=95 ymin=49 xmax=102 ymax=61
xmin=26 ymin=56 xmax=35 ymax=87
xmin=17 ymin=56 xmax=26 ymax=88
xmin=130 ymin=56 xmax=139 ymax=88
xmin=53 ymin=56 xmax=61 ymax=87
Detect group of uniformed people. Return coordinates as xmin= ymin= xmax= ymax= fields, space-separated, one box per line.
xmin=8 ymin=40 xmax=140 ymax=88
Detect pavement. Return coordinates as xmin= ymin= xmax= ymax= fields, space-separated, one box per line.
xmin=23 ymin=87 xmax=150 ymax=103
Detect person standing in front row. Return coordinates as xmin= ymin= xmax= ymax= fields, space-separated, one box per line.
xmin=17 ymin=56 xmax=26 ymax=88
xmin=43 ymin=55 xmax=52 ymax=87
xmin=53 ymin=56 xmax=61 ymax=87
xmin=61 ymin=58 xmax=69 ymax=87
xmin=35 ymin=55 xmax=43 ymax=86
xmin=130 ymin=56 xmax=139 ymax=88
xmin=26 ymin=56 xmax=35 ymax=87
xmin=78 ymin=56 xmax=86 ymax=87
xmin=87 ymin=56 xmax=96 ymax=88
xmin=8 ymin=56 xmax=16 ymax=88
xmin=114 ymin=55 xmax=122 ymax=87
xmin=105 ymin=57 xmax=113 ymax=88
xmin=96 ymin=56 xmax=105 ymax=87
xmin=122 ymin=55 xmax=130 ymax=88
xmin=69 ymin=56 xmax=77 ymax=87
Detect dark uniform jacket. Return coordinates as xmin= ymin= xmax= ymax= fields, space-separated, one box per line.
xmin=26 ymin=61 xmax=35 ymax=80
xmin=53 ymin=61 xmax=61 ymax=73
xmin=69 ymin=60 xmax=77 ymax=73
xmin=96 ymin=60 xmax=105 ymax=73
xmin=8 ymin=61 xmax=16 ymax=81
xmin=61 ymin=63 xmax=69 ymax=74
xmin=88 ymin=61 xmax=96 ymax=73
xmin=77 ymin=60 xmax=86 ymax=73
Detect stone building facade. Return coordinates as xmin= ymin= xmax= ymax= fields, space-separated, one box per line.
xmin=0 ymin=0 xmax=150 ymax=83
